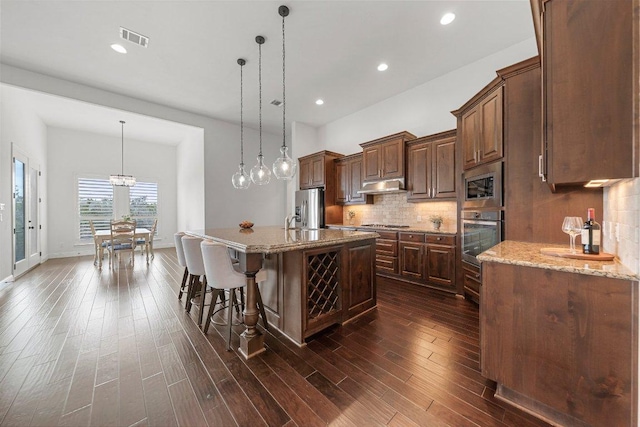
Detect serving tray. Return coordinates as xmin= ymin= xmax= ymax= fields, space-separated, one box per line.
xmin=540 ymin=247 xmax=615 ymax=261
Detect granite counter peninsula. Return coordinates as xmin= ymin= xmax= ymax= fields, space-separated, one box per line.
xmin=186 ymin=226 xmax=379 ymax=358
xmin=478 ymin=241 xmax=638 ymax=426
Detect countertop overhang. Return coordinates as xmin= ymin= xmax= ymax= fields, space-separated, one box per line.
xmin=185 ymin=226 xmax=379 ymax=254
xmin=477 ymin=240 xmax=638 ymax=281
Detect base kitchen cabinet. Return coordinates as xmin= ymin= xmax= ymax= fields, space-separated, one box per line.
xmin=479 ymin=244 xmax=638 ymax=427
xmin=374 ymin=230 xmax=399 ymax=275
xmin=462 ymin=262 xmax=481 ymax=304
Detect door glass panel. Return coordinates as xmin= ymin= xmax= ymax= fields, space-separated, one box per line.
xmin=14 ymin=158 xmax=25 ymax=263
xmin=29 ymin=167 xmax=38 ymax=256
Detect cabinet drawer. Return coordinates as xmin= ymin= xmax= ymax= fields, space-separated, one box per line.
xmin=425 ymin=234 xmax=455 ymax=246
xmin=375 ymin=255 xmax=398 ymax=274
xmin=463 ymin=263 xmax=481 ymax=302
xmin=376 ymin=239 xmax=398 ymax=256
xmin=399 ymin=232 xmax=425 ymax=243
xmin=374 ymin=230 xmax=398 ymax=240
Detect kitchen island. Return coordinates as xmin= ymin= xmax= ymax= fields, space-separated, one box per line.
xmin=478 ymin=241 xmax=638 ymax=426
xmin=186 ymin=226 xmax=378 ymax=359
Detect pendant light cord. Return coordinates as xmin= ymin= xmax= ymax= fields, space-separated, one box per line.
xmin=282 ymin=12 xmax=286 ymax=149
xmin=258 ymin=40 xmax=263 ymax=157
xmin=240 ymin=63 xmax=244 ymax=166
xmin=120 ymin=120 xmax=125 ymax=175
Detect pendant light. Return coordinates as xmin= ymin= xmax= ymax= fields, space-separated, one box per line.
xmin=232 ymin=58 xmax=251 ymax=189
xmin=272 ymin=5 xmax=297 ymax=180
xmin=250 ymin=35 xmax=271 ymax=185
xmin=109 ymin=120 xmax=136 ymax=187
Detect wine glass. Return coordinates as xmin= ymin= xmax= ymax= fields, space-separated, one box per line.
xmin=562 ymin=216 xmax=584 ymax=254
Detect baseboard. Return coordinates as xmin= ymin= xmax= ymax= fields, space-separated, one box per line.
xmin=1 ymin=275 xmax=15 ymax=283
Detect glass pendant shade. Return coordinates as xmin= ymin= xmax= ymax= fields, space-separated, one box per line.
xmin=250 ymin=154 xmax=271 ymax=185
xmin=232 ymin=164 xmax=250 ymax=189
xmin=273 ymin=145 xmax=297 ymax=180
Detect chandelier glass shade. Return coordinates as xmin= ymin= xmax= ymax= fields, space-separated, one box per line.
xmin=110 ymin=120 xmax=136 ymax=187
xmin=272 ymin=5 xmax=297 ymax=181
xmin=232 ymin=58 xmax=251 ymax=189
xmin=250 ymin=35 xmax=271 ymax=185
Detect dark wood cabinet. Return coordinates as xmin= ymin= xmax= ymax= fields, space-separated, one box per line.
xmin=336 ymin=153 xmax=372 ymax=205
xmin=462 ymin=261 xmax=481 ymax=303
xmin=360 ymin=131 xmax=416 ymax=182
xmin=532 ymin=0 xmax=638 ymax=186
xmin=343 ymin=241 xmax=376 ymax=320
xmin=372 ymin=230 xmax=398 ymax=275
xmin=394 ymin=232 xmax=456 ymax=292
xmin=298 ymin=150 xmax=343 ymax=190
xmin=406 ymin=130 xmax=456 ymax=202
xmin=499 ymin=57 xmax=603 ymax=244
xmin=482 ymin=261 xmax=638 ymax=426
xmin=458 ymin=86 xmax=503 ymax=171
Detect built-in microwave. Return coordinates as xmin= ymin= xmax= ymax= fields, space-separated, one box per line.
xmin=463 ymin=161 xmax=503 ymax=209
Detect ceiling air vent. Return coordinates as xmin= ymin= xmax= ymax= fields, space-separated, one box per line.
xmin=270 ymin=100 xmax=283 ymax=107
xmin=120 ymin=27 xmax=149 ymax=48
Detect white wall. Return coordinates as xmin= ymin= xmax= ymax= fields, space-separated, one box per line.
xmin=47 ymin=127 xmax=178 ymax=258
xmin=315 ymin=38 xmax=538 ymax=154
xmin=0 ymin=85 xmax=48 ymax=281
xmin=177 ymin=130 xmax=205 ymax=232
xmin=0 ymin=64 xmax=286 ymax=230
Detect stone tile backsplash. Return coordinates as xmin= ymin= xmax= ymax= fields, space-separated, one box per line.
xmin=341 ymin=193 xmax=457 ymax=232
xmin=603 ymin=178 xmax=640 ymax=275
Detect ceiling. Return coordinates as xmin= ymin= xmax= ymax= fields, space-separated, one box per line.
xmin=0 ymin=1 xmax=535 ymax=136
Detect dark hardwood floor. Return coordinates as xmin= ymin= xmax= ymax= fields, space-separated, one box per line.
xmin=0 ymin=249 xmax=551 ymax=427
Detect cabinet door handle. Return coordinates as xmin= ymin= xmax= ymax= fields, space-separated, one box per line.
xmin=475 ymin=273 xmax=480 ymax=279
xmin=437 ymin=237 xmax=442 ymax=241
xmin=428 ymin=188 xmax=431 ymax=198
xmin=477 ymin=149 xmax=481 ymax=162
xmin=538 ymin=154 xmax=546 ymax=182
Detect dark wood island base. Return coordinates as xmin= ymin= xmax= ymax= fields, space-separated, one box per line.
xmin=187 ymin=227 xmax=378 ymax=357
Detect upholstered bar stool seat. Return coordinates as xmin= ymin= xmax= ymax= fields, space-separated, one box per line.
xmin=181 ymin=235 xmax=209 ymax=326
xmin=174 ymin=232 xmax=189 ymax=302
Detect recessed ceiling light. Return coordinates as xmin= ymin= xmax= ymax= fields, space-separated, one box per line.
xmin=315 ymin=99 xmax=324 ymax=105
xmin=111 ymin=43 xmax=127 ymax=54
xmin=440 ymin=12 xmax=456 ymax=25
xmin=377 ymin=63 xmax=388 ymax=72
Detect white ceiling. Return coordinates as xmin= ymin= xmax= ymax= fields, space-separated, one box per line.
xmin=0 ymin=0 xmax=535 ymax=137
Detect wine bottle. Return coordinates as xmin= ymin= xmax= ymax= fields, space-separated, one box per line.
xmin=582 ymin=208 xmax=601 ymax=255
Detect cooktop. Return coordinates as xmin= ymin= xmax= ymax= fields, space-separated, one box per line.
xmin=360 ymin=224 xmax=410 ymax=229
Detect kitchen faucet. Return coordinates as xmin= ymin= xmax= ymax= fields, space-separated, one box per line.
xmin=284 ymin=214 xmax=299 ymax=231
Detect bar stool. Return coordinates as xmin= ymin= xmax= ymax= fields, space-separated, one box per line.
xmin=174 ymin=232 xmax=189 ymax=301
xmin=201 ymin=240 xmax=255 ymax=350
xmin=181 ymin=235 xmax=208 ymax=326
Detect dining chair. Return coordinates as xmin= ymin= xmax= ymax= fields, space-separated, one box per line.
xmin=137 ymin=218 xmax=158 ymax=260
xmin=89 ymin=220 xmax=107 ymax=266
xmin=107 ymin=219 xmax=136 ymax=268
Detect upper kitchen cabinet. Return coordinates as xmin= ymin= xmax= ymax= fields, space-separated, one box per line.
xmin=298 ymin=150 xmax=343 ymax=190
xmin=336 ymin=153 xmax=373 ymax=205
xmin=532 ymin=0 xmax=639 ymax=185
xmin=454 ymin=84 xmax=504 ymax=171
xmin=406 ymin=130 xmax=457 ymax=202
xmin=360 ymin=132 xmax=416 ymax=182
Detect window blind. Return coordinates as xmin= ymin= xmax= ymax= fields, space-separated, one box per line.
xmin=78 ymin=178 xmax=113 ymax=239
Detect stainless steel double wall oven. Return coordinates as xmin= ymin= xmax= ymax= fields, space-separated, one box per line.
xmin=461 ymin=162 xmax=504 ymax=266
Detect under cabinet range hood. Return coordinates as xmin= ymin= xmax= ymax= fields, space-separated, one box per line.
xmin=357 ymin=178 xmax=406 ymax=195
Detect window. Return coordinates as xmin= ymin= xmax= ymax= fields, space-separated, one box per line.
xmin=78 ymin=178 xmax=113 ymax=240
xmin=130 ymin=181 xmax=158 ymax=231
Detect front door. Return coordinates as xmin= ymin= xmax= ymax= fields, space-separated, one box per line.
xmin=12 ymin=147 xmax=40 ymax=278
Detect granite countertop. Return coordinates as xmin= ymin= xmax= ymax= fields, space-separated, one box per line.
xmin=326 ymin=223 xmax=457 ymax=235
xmin=186 ymin=226 xmax=379 ymax=254
xmin=477 ymin=240 xmax=638 ymax=281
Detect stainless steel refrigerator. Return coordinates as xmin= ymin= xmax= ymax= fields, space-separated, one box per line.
xmin=294 ymin=189 xmax=325 ymax=229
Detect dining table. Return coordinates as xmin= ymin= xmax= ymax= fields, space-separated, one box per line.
xmin=94 ymin=228 xmax=151 ymax=268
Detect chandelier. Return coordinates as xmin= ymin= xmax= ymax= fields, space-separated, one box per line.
xmin=109 ymin=120 xmax=136 ymax=187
